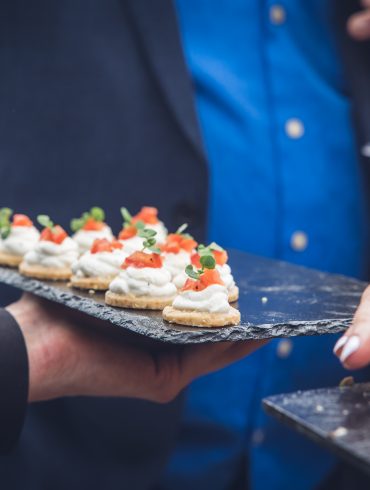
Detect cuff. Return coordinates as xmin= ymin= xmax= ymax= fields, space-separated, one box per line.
xmin=0 ymin=309 xmax=28 ymax=453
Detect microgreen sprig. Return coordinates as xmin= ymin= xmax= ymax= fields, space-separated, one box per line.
xmin=37 ymin=214 xmax=54 ymax=229
xmin=185 ymin=254 xmax=216 ymax=280
xmin=198 ymin=242 xmax=224 ymax=256
xmin=138 ymin=228 xmax=161 ymax=254
xmin=70 ymin=207 xmax=105 ymax=232
xmin=174 ymin=223 xmax=193 ymax=239
xmin=0 ymin=207 xmax=13 ymax=239
xmin=120 ymin=207 xmax=145 ymax=231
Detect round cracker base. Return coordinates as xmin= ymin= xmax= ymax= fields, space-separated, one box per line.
xmin=162 ymin=305 xmax=240 ymax=328
xmin=105 ymin=291 xmax=175 ymax=310
xmin=0 ymin=252 xmax=23 ymax=267
xmin=19 ymin=262 xmax=72 ymax=281
xmin=228 ymin=285 xmax=239 ymax=303
xmin=71 ymin=275 xmax=112 ymax=291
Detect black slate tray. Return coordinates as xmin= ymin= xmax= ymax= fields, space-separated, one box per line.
xmin=0 ymin=250 xmax=366 ymax=344
xmin=263 ymin=383 xmax=370 ymax=477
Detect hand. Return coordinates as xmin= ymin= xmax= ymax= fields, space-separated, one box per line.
xmin=347 ymin=0 xmax=370 ymax=41
xmin=6 ymin=294 xmax=266 ymax=403
xmin=333 ymin=285 xmax=370 ymax=369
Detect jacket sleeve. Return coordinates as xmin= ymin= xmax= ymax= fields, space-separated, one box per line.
xmin=0 ymin=309 xmax=28 ymax=453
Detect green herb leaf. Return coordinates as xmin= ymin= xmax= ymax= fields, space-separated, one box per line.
xmin=176 ymin=223 xmax=188 ymax=235
xmin=149 ymin=246 xmax=161 ymax=254
xmin=200 ymin=254 xmax=216 ymax=270
xmin=0 ymin=225 xmax=11 ymax=240
xmin=185 ymin=264 xmax=200 ymax=280
xmin=0 ymin=208 xmax=12 ymax=220
xmin=0 ymin=208 xmax=12 ymax=239
xmin=120 ymin=207 xmax=132 ymax=225
xmin=70 ymin=218 xmax=84 ymax=232
xmin=138 ymin=228 xmax=157 ymax=239
xmin=198 ymin=245 xmax=212 ymax=257
xmin=37 ymin=214 xmax=54 ymax=229
xmin=143 ymin=237 xmax=156 ymax=248
xmin=208 ymin=242 xmax=224 ymax=252
xmin=135 ymin=220 xmax=145 ymax=230
xmin=90 ymin=207 xmax=105 ymax=222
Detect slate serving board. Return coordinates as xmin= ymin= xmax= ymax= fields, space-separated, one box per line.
xmin=0 ymin=250 xmax=366 ymax=344
xmin=263 ymin=383 xmax=370 ymax=477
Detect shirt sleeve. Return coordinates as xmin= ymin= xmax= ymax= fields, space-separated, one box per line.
xmin=0 ymin=308 xmax=28 ymax=453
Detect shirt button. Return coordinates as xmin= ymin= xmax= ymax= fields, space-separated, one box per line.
xmin=270 ymin=5 xmax=286 ymax=24
xmin=277 ymin=339 xmax=293 ymax=359
xmin=251 ymin=429 xmax=265 ymax=445
xmin=285 ymin=118 xmax=305 ymax=139
xmin=290 ymin=231 xmax=308 ymax=251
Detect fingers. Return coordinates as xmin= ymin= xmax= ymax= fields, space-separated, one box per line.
xmin=347 ymin=8 xmax=370 ymax=41
xmin=180 ymin=339 xmax=268 ymax=387
xmin=334 ymin=285 xmax=370 ymax=369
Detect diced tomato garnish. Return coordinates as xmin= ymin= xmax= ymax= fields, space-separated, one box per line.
xmin=12 ymin=214 xmax=33 ymax=227
xmin=161 ymin=233 xmax=197 ymax=254
xmin=91 ymin=238 xmax=123 ymax=254
xmin=111 ymin=240 xmax=123 ymax=250
xmin=182 ymin=268 xmax=224 ymax=292
xmin=201 ymin=268 xmax=224 ymax=286
xmin=122 ymin=251 xmax=163 ymax=269
xmin=118 ymin=225 xmax=137 ymax=240
xmin=191 ymin=253 xmax=201 ymax=268
xmin=40 ymin=225 xmax=68 ymax=244
xmin=132 ymin=206 xmax=159 ymax=224
xmin=82 ymin=217 xmax=105 ymax=231
xmin=40 ymin=228 xmax=53 ymax=242
xmin=213 ymin=249 xmax=228 ymax=265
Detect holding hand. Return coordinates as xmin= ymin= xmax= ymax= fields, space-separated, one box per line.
xmin=348 ymin=0 xmax=370 ymax=40
xmin=6 ymin=294 xmax=265 ymax=403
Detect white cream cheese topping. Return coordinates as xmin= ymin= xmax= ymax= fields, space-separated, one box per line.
xmin=119 ymin=235 xmax=145 ymax=255
xmin=217 ymin=264 xmax=236 ymax=291
xmin=172 ymin=284 xmax=231 ymax=313
xmin=144 ymin=222 xmax=167 ymax=244
xmin=72 ymin=225 xmax=113 ymax=254
xmin=72 ymin=249 xmax=127 ymax=278
xmin=163 ymin=250 xmax=191 ymax=278
xmin=0 ymin=226 xmax=40 ymax=257
xmin=109 ymin=266 xmax=177 ymax=297
xmin=23 ymin=237 xmax=79 ymax=269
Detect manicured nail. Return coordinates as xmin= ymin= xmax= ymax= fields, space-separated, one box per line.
xmin=333 ymin=336 xmax=348 ymax=355
xmin=340 ymin=336 xmax=361 ymax=363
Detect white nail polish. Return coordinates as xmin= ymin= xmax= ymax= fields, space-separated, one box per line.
xmin=333 ymin=336 xmax=348 ymax=354
xmin=340 ymin=336 xmax=361 ymax=363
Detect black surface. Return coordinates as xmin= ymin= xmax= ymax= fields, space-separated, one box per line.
xmin=263 ymin=383 xmax=370 ymax=476
xmin=0 ymin=250 xmax=367 ymax=344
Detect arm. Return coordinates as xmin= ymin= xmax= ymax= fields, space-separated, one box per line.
xmin=2 ymin=293 xmax=265 ymax=450
xmin=0 ymin=309 xmax=28 ymax=453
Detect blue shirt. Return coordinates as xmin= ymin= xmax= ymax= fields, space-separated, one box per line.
xmin=162 ymin=2 xmax=369 ymax=490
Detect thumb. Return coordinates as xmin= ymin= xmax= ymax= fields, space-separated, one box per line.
xmin=334 ymin=285 xmax=370 ymax=369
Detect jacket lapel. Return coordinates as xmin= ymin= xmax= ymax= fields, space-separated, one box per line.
xmin=124 ymin=0 xmax=205 ymax=160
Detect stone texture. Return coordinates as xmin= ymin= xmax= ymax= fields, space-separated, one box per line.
xmin=263 ymin=383 xmax=370 ymax=476
xmin=0 ymin=250 xmax=366 ymax=344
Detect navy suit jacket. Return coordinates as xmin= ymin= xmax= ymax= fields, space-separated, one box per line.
xmin=0 ymin=1 xmax=369 ymax=489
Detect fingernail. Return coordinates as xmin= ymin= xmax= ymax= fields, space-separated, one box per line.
xmin=340 ymin=336 xmax=361 ymax=363
xmin=333 ymin=336 xmax=348 ymax=354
